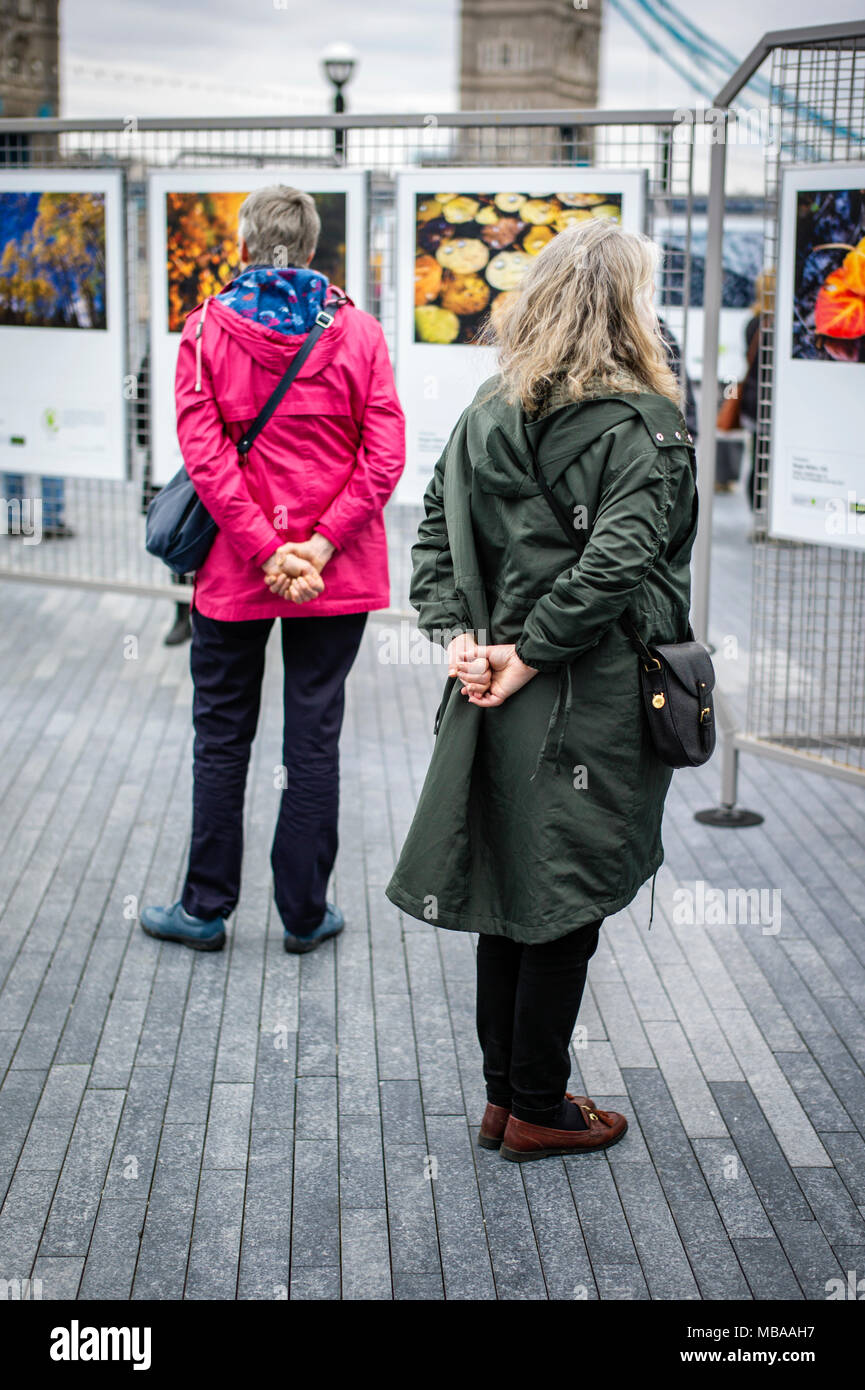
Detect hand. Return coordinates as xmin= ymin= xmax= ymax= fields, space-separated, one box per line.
xmin=446 ymin=632 xmax=491 ymax=698
xmin=264 ymin=532 xmax=336 ymax=601
xmin=262 ymin=544 xmax=325 ymax=605
xmin=464 ymin=643 xmax=538 ymax=708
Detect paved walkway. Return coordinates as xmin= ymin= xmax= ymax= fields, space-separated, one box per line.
xmin=1 ymin=489 xmax=865 ymax=1300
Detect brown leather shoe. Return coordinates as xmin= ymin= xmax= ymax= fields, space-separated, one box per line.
xmin=477 ymin=1102 xmax=510 ymax=1150
xmin=500 ymin=1099 xmax=628 ymax=1162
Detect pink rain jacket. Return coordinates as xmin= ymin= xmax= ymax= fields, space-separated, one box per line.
xmin=174 ymin=288 xmax=405 ymax=620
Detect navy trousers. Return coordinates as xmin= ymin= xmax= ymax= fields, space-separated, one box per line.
xmin=181 ymin=609 xmax=367 ymax=933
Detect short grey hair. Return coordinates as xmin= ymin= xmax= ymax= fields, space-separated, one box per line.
xmin=237 ymin=185 xmax=320 ymax=267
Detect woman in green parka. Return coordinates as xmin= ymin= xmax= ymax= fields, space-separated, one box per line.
xmin=386 ymin=221 xmax=698 ymax=1161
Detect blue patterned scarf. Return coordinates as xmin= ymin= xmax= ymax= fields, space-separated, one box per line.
xmin=218 ymin=264 xmax=330 ymax=335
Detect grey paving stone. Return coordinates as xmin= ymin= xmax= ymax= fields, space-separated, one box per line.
xmin=425 ymin=1116 xmax=494 ymax=1299
xmin=30 ymin=1256 xmax=84 ymax=1301
xmin=79 ymin=1199 xmax=147 ymax=1300
xmin=643 ymin=1021 xmax=727 ymax=1137
xmin=564 ymin=1152 xmax=641 ymax=1272
xmin=291 ymin=1140 xmax=339 ymax=1268
xmin=0 ymin=1169 xmax=57 ymax=1272
xmin=593 ymin=1263 xmax=651 ymax=1299
xmin=201 ymin=1083 xmax=253 ymax=1171
xmin=38 ymin=1089 xmax=125 ymax=1257
xmin=820 ymin=1133 xmax=865 ymax=1207
xmin=341 ymin=1207 xmax=392 ymax=1300
xmin=776 ymin=1052 xmax=855 ymax=1132
xmin=772 ymin=1219 xmax=847 ymax=1300
xmin=295 ymin=1075 xmax=337 ymax=1142
xmin=520 ymin=1157 xmax=598 ymax=1299
xmin=16 ymin=1064 xmax=89 ymax=1174
xmin=382 ymin=1145 xmax=442 ymax=1281
xmin=731 ymin=1237 xmax=804 ymax=1300
xmin=392 ymin=1270 xmax=445 ymax=1300
xmin=185 ymin=1169 xmax=246 ymax=1299
xmin=237 ymin=1128 xmax=293 ymax=1300
xmin=338 ymin=1112 xmax=386 ymax=1210
xmin=289 ymin=1266 xmax=341 ymax=1300
xmin=612 ymin=1161 xmax=701 ymax=1299
xmin=380 ymin=1079 xmax=426 ymax=1148
xmin=691 ymin=1137 xmax=773 ymax=1239
xmin=710 ymin=1082 xmax=815 ymax=1224
xmin=794 ymin=1168 xmax=865 ymax=1246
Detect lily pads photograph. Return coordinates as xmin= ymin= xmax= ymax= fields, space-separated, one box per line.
xmin=792 ymin=188 xmax=865 ymax=362
xmin=413 ymin=191 xmax=622 ymax=345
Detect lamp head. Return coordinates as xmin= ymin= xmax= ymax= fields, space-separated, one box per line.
xmin=321 ymin=41 xmax=358 ymax=89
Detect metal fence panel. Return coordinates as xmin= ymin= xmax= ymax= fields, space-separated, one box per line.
xmin=0 ymin=109 xmax=695 ymax=611
xmin=746 ymin=36 xmax=865 ymax=776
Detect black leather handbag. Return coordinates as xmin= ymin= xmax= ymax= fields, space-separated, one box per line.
xmin=528 ymin=429 xmax=716 ymax=770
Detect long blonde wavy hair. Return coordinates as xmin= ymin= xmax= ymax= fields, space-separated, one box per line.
xmin=487 ymin=219 xmax=680 ymax=412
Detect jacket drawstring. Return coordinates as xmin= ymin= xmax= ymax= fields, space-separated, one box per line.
xmin=530 ymin=664 xmax=573 ymax=781
xmin=648 ymin=868 xmax=658 ymax=930
xmin=194 ymin=297 xmax=211 ymax=393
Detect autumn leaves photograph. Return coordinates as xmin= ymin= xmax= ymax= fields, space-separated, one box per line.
xmin=0 ymin=190 xmax=107 ymax=330
xmin=165 ymin=189 xmax=347 ymax=332
xmin=792 ymin=187 xmax=865 ymax=362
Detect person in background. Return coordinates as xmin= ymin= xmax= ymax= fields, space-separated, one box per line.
xmin=141 ymin=185 xmax=404 ymax=955
xmin=387 ymin=222 xmax=697 ymax=1162
xmin=740 ymin=269 xmax=775 ymax=511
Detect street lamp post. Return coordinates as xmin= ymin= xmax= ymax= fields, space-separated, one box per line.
xmin=321 ymin=43 xmax=358 ymax=163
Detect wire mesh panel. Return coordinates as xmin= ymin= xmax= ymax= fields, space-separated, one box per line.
xmin=0 ymin=110 xmax=695 ymax=610
xmin=747 ymin=38 xmax=865 ymax=774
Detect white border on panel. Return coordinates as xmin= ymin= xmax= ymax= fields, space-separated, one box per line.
xmin=0 ymin=168 xmax=126 ymax=481
xmin=769 ymin=163 xmax=865 ymax=552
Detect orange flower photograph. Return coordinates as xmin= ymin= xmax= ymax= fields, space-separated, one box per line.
xmin=792 ymin=188 xmax=865 ymax=362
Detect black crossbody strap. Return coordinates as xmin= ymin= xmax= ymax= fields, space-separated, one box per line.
xmin=236 ymin=297 xmax=345 ymax=464
xmin=526 ymin=431 xmax=656 ymax=667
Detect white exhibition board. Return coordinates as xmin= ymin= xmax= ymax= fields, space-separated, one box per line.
xmin=770 ymin=164 xmax=865 ymax=550
xmin=147 ymin=169 xmax=368 ymax=486
xmin=395 ymin=168 xmax=647 ymax=505
xmin=0 ymin=169 xmax=126 ymax=480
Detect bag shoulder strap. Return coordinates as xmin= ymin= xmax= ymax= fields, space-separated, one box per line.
xmin=236 ymin=295 xmax=346 ymax=463
xmin=525 ymin=407 xmax=694 ymax=667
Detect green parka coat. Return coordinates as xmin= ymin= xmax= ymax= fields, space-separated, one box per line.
xmin=385 ymin=376 xmax=698 ymax=944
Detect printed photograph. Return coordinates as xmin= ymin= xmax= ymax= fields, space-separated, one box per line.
xmin=792 ymin=188 xmax=865 ymax=362
xmin=413 ymin=190 xmax=622 ymax=344
xmin=0 ymin=190 xmax=107 ymax=329
xmin=166 ymin=190 xmax=347 ymax=331
xmin=659 ymin=225 xmax=764 ymax=308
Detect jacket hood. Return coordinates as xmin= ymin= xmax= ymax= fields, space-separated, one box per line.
xmin=219 ymin=264 xmax=329 ymax=334
xmin=188 ymin=275 xmax=354 ymax=377
xmin=468 ymin=376 xmax=686 ymax=498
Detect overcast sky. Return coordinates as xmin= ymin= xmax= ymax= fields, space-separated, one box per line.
xmin=60 ymin=0 xmax=865 ymax=118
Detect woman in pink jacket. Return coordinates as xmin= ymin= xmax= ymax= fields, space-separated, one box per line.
xmin=142 ymin=185 xmax=405 ymax=954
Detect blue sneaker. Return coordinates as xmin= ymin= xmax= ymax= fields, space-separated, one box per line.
xmin=140 ymin=901 xmax=226 ymax=952
xmin=283 ymin=902 xmax=345 ymax=955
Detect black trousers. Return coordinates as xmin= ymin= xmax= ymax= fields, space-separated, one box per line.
xmin=476 ymin=920 xmax=603 ymax=1124
xmin=181 ymin=610 xmax=367 ymax=933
